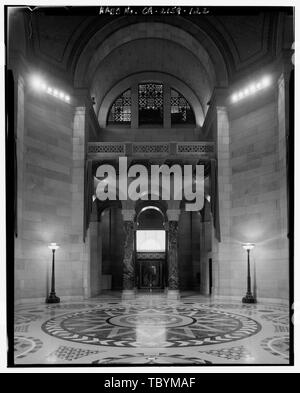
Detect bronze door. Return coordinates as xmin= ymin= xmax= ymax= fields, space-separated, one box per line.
xmin=138 ymin=259 xmax=164 ymax=289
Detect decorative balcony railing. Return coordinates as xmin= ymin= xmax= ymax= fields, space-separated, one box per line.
xmin=87 ymin=141 xmax=215 ymax=159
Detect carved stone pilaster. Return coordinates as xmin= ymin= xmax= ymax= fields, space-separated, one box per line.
xmin=168 ymin=221 xmax=179 ymax=291
xmin=122 ymin=221 xmax=135 ymax=292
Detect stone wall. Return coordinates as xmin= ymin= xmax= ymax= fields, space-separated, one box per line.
xmin=230 ymin=94 xmax=289 ymax=300
xmin=211 ymin=84 xmax=290 ymax=301
xmin=14 ymin=83 xmax=89 ymax=302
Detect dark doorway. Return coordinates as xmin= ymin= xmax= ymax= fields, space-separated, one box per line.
xmin=135 ymin=206 xmax=167 ymax=291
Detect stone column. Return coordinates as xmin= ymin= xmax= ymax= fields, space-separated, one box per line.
xmin=15 ymin=73 xmax=25 ymax=300
xmin=72 ymin=91 xmax=94 ymax=299
xmin=211 ymin=105 xmax=232 ymax=297
xmin=122 ymin=210 xmax=136 ymax=300
xmin=275 ymin=55 xmax=293 ymax=300
xmin=167 ymin=209 xmax=180 ymax=299
xmin=72 ymin=103 xmax=90 ymax=299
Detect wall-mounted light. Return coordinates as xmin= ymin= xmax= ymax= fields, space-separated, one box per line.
xmin=30 ymin=75 xmax=71 ymax=104
xmin=231 ymin=76 xmax=272 ymax=104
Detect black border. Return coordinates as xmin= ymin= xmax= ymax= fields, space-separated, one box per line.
xmin=5 ymin=4 xmax=295 ymax=369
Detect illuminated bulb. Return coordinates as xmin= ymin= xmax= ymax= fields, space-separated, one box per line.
xmin=31 ymin=76 xmax=48 ymax=91
xmin=59 ymin=92 xmax=65 ymax=99
xmin=244 ymin=88 xmax=250 ymax=96
xmin=65 ymin=95 xmax=70 ymax=102
xmin=47 ymin=87 xmax=53 ymax=94
xmin=242 ymin=243 xmax=255 ymax=251
xmin=238 ymin=92 xmax=244 ymax=100
xmin=53 ymin=89 xmax=58 ymax=97
xmin=48 ymin=242 xmax=60 ymax=251
xmin=232 ymin=94 xmax=238 ymax=103
xmin=256 ymin=83 xmax=262 ymax=90
xmin=249 ymin=84 xmax=256 ymax=93
xmin=262 ymin=76 xmax=271 ymax=87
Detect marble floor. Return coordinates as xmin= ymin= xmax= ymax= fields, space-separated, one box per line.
xmin=13 ymin=292 xmax=291 ymax=366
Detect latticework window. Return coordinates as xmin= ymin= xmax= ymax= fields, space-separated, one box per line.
xmin=139 ymin=83 xmax=163 ymax=125
xmin=107 ymin=89 xmax=131 ymax=125
xmin=171 ymin=89 xmax=195 ymax=125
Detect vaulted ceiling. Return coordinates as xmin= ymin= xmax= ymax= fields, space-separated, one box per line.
xmin=8 ymin=7 xmax=293 ymax=122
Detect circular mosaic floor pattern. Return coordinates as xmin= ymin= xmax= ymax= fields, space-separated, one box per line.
xmin=42 ymin=304 xmax=262 ymax=348
xmin=108 ymin=313 xmax=195 ymax=328
xmin=92 ymin=354 xmax=212 ymax=365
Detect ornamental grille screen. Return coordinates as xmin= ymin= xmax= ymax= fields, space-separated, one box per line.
xmin=171 ymin=89 xmax=195 ymax=125
xmin=107 ymin=89 xmax=131 ymax=124
xmin=139 ymin=83 xmax=164 ymax=125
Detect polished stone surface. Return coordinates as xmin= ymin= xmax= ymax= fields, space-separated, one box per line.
xmin=13 ymin=293 xmax=291 ymax=365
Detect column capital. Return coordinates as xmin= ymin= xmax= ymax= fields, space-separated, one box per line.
xmin=122 ymin=209 xmax=136 ymax=222
xmin=167 ymin=209 xmax=181 ymax=222
xmin=73 ymin=88 xmax=93 ymax=107
xmin=208 ymin=87 xmax=229 ymax=108
xmin=202 ymin=87 xmax=229 ymax=134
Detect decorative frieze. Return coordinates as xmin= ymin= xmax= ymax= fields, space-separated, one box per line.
xmin=177 ymin=142 xmax=215 ymax=154
xmin=88 ymin=141 xmax=215 ymax=158
xmin=133 ymin=143 xmax=170 ymax=154
xmin=88 ymin=143 xmax=125 ymax=154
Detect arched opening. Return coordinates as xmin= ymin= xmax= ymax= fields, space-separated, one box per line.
xmin=135 ymin=205 xmax=167 ymax=292
xmin=138 ymin=83 xmax=164 ymax=126
xmin=171 ymin=88 xmax=195 ymax=126
xmin=105 ymin=82 xmax=196 ymax=128
xmin=99 ymin=72 xmax=204 ymax=128
xmin=107 ymin=89 xmax=131 ymax=126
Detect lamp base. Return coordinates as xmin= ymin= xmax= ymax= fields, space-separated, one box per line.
xmin=242 ymin=293 xmax=257 ymax=304
xmin=46 ymin=293 xmax=60 ymax=304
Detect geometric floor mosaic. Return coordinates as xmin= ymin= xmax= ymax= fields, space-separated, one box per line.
xmin=14 ymin=324 xmax=30 ymax=333
xmin=47 ymin=346 xmax=101 ymax=361
xmin=14 ymin=336 xmax=43 ymax=359
xmin=261 ymin=336 xmax=290 ymax=361
xmin=41 ymin=305 xmax=262 ymax=348
xmin=13 ymin=292 xmax=291 ymax=365
xmin=200 ymin=345 xmax=253 ymax=361
xmin=92 ymin=353 xmax=212 ymax=365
